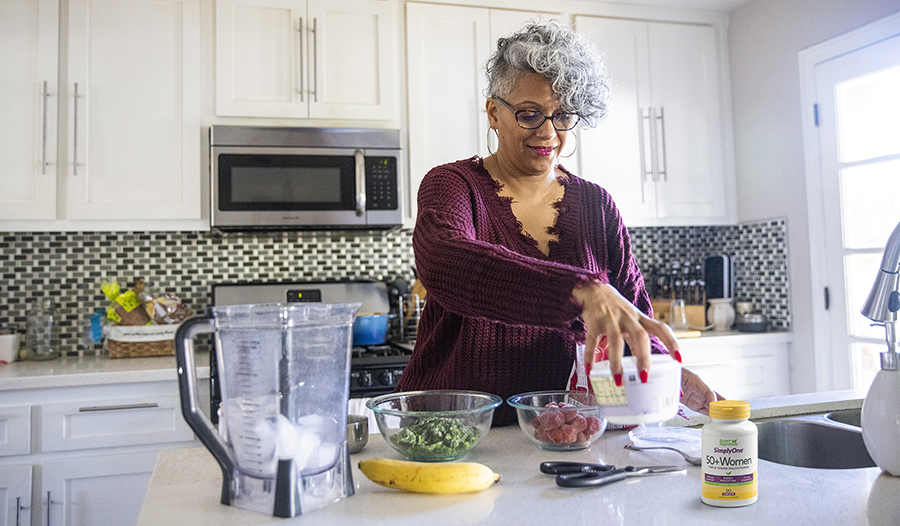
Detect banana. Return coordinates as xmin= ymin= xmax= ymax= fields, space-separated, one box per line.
xmin=358 ymin=458 xmax=500 ymax=493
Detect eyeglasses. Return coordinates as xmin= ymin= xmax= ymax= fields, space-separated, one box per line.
xmin=493 ymin=96 xmax=581 ymax=131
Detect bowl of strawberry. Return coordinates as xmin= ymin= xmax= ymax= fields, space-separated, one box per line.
xmin=506 ymin=391 xmax=607 ymax=451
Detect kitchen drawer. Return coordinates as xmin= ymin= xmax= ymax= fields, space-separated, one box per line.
xmin=0 ymin=405 xmax=31 ymax=457
xmin=41 ymin=394 xmax=194 ymax=452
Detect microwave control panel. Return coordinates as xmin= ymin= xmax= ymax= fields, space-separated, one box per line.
xmin=366 ymin=157 xmax=398 ymax=210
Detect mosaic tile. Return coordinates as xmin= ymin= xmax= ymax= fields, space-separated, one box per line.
xmin=0 ymin=219 xmax=789 ymax=356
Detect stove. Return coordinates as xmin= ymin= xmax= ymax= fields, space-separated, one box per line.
xmin=208 ymin=280 xmax=415 ymax=423
xmin=349 ymin=340 xmax=414 ymax=397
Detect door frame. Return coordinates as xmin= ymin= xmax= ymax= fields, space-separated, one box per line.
xmin=799 ymin=12 xmax=900 ymax=392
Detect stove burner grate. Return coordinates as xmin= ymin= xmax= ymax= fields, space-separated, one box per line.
xmin=352 ymin=344 xmax=405 ymax=359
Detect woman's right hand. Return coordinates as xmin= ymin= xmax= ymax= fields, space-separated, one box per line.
xmin=571 ymin=280 xmax=679 ymax=385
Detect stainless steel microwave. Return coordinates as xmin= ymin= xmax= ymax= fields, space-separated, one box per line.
xmin=210 ymin=125 xmax=403 ymax=230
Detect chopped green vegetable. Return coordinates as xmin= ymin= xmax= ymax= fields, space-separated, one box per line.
xmin=390 ymin=417 xmax=481 ymax=461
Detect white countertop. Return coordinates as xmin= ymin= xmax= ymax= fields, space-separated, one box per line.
xmin=666 ymin=389 xmax=869 ymax=427
xmin=0 ymin=331 xmax=785 ymax=391
xmin=676 ymin=330 xmax=792 ymax=345
xmin=0 ymin=352 xmax=210 ymax=390
xmin=137 ymin=392 xmax=898 ymax=526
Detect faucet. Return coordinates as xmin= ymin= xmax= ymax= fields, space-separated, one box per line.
xmin=861 ymin=221 xmax=900 ymax=371
xmin=859 ymin=221 xmax=900 ymax=477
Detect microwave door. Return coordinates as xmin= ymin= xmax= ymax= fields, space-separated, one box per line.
xmin=212 ymin=147 xmax=366 ymax=229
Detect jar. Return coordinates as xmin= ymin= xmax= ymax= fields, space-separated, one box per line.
xmin=707 ymin=298 xmax=736 ymax=331
xmin=701 ymin=400 xmax=757 ymax=507
xmin=26 ymin=298 xmax=60 ymax=360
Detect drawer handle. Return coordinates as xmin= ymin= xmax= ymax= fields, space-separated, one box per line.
xmin=639 ymin=107 xmax=653 ymax=182
xmin=311 ymin=17 xmax=318 ymax=102
xmin=42 ymin=81 xmax=49 ymax=175
xmin=78 ymin=402 xmax=159 ymax=412
xmin=16 ymin=496 xmax=28 ymax=526
xmin=298 ymin=17 xmax=304 ymax=102
xmin=72 ymin=83 xmax=79 ymax=176
xmin=655 ymin=106 xmax=668 ymax=181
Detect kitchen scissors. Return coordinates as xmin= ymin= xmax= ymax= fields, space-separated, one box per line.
xmin=540 ymin=461 xmax=685 ymax=488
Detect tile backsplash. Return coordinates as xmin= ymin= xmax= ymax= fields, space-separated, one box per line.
xmin=0 ymin=218 xmax=789 ymax=356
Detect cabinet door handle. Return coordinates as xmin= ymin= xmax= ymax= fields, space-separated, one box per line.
xmin=298 ymin=18 xmax=304 ymax=102
xmin=15 ymin=496 xmax=24 ymax=526
xmin=656 ymin=106 xmax=667 ymax=181
xmin=72 ymin=83 xmax=79 ymax=176
xmin=78 ymin=402 xmax=159 ymax=412
xmin=41 ymin=81 xmax=49 ymax=175
xmin=638 ymin=107 xmax=653 ymax=182
xmin=46 ymin=491 xmax=52 ymax=526
xmin=354 ymin=149 xmax=366 ymax=216
xmin=311 ymin=18 xmax=318 ymax=102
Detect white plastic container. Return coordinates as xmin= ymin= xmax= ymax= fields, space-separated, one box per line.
xmin=589 ymin=354 xmax=681 ymax=425
xmin=0 ymin=333 xmax=21 ymax=363
xmin=701 ymin=400 xmax=758 ymax=507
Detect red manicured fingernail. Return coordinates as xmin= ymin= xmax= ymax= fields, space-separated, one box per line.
xmin=673 ymin=350 xmax=683 ymax=363
xmin=614 ymin=373 xmax=623 ymax=387
xmin=639 ymin=370 xmax=649 ymax=383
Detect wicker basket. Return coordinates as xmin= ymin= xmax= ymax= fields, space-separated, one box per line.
xmin=106 ymin=323 xmax=181 ymax=359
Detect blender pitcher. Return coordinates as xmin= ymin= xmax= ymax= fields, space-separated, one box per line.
xmin=175 ymin=302 xmax=360 ymax=518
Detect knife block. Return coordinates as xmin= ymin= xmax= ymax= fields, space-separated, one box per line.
xmin=651 ymin=300 xmax=706 ymax=328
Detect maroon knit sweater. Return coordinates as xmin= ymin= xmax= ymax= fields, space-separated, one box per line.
xmin=395 ymin=157 xmax=664 ymax=426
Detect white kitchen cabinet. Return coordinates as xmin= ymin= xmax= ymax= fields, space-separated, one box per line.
xmin=678 ymin=333 xmax=792 ymax=400
xmin=40 ymin=395 xmax=194 ymax=453
xmin=575 ymin=16 xmax=733 ymax=226
xmin=0 ymin=0 xmax=59 ymax=221
xmin=65 ymin=0 xmax=202 ymax=221
xmin=42 ymin=451 xmax=160 ymax=526
xmin=0 ymin=405 xmax=31 ymax=457
xmin=0 ymin=0 xmax=203 ymax=231
xmin=0 ymin=464 xmax=32 ymax=526
xmin=0 ymin=377 xmax=204 ymax=526
xmin=215 ymin=0 xmax=398 ymax=121
xmin=404 ymin=2 xmax=550 ymax=226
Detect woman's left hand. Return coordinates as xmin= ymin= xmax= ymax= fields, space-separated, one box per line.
xmin=680 ymin=368 xmax=724 ymax=415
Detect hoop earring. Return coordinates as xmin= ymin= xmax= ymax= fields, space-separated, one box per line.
xmin=487 ymin=127 xmax=499 ymax=156
xmin=560 ymin=132 xmax=578 ymax=159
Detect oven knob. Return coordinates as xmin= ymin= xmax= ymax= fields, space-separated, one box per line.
xmin=357 ymin=371 xmax=372 ymax=388
xmin=378 ymin=370 xmax=392 ymax=386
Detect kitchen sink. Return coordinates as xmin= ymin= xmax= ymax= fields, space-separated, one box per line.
xmin=824 ymin=408 xmax=862 ymax=427
xmin=754 ymin=408 xmax=876 ymax=469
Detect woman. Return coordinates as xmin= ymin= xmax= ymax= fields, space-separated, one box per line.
xmin=396 ymin=20 xmax=719 ymax=426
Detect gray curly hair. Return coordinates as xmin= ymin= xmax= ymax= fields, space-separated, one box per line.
xmin=485 ymin=20 xmax=610 ymax=128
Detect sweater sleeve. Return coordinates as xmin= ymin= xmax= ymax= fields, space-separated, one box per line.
xmin=594 ymin=188 xmax=669 ymax=355
xmin=412 ymin=161 xmax=601 ymax=330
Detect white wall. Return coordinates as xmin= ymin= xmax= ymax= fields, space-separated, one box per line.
xmin=727 ymin=0 xmax=900 ymax=393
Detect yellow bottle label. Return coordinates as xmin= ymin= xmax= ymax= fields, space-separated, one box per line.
xmin=702 ymin=470 xmax=757 ymax=500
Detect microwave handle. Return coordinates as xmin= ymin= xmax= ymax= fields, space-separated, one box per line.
xmin=355 ymin=149 xmax=366 ymax=216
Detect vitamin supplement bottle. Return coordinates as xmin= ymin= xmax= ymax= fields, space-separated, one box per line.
xmin=701 ymin=400 xmax=757 ymax=507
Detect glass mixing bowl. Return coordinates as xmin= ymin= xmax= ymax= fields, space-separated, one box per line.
xmin=366 ymin=390 xmax=502 ymax=461
xmin=506 ymin=391 xmax=607 ymax=451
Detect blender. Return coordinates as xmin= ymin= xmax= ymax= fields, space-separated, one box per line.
xmin=175 ymin=302 xmax=360 ymax=517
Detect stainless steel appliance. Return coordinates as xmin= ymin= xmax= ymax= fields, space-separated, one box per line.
xmin=704 ymin=255 xmax=734 ymax=299
xmin=209 ymin=280 xmax=414 ymax=423
xmin=210 ymin=125 xmax=403 ymax=231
